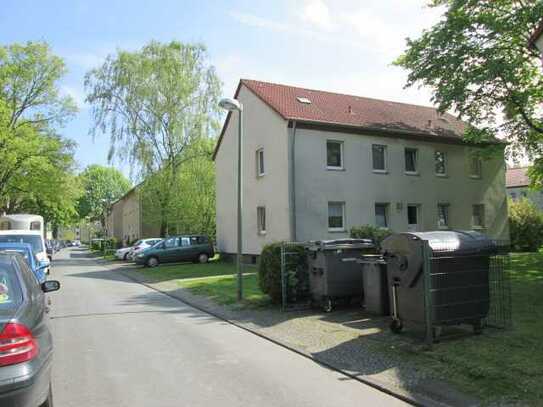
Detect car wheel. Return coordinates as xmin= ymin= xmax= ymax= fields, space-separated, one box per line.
xmin=198 ymin=253 xmax=209 ymax=264
xmin=41 ymin=383 xmax=53 ymax=407
xmin=123 ymin=252 xmax=129 ymax=261
xmin=146 ymin=257 xmax=159 ymax=267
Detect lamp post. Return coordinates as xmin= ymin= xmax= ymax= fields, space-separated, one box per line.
xmin=219 ymin=97 xmax=244 ymax=301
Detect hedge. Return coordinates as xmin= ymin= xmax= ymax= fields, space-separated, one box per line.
xmin=509 ymin=198 xmax=543 ymax=252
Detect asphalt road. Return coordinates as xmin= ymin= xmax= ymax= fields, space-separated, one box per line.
xmin=50 ymin=248 xmax=407 ymax=407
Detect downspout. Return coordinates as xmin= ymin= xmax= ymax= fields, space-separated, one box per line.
xmin=290 ymin=120 xmax=297 ymax=242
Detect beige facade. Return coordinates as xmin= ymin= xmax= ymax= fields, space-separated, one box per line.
xmin=215 ymin=83 xmax=509 ymax=256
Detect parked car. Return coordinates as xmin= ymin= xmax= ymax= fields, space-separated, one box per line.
xmin=0 ymin=243 xmax=48 ymax=283
xmin=115 ymin=246 xmax=133 ymax=260
xmin=45 ymin=240 xmax=54 ymax=262
xmin=73 ymin=240 xmax=81 ymax=247
xmin=0 ymin=252 xmax=60 ymax=406
xmin=128 ymin=238 xmax=162 ymax=260
xmin=135 ymin=235 xmax=214 ymax=267
xmin=0 ymin=230 xmax=50 ymax=274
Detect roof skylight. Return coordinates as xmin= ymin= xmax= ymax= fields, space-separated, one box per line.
xmin=296 ymin=96 xmax=312 ymax=104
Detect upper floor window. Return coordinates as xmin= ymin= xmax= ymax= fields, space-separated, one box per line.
xmin=372 ymin=144 xmax=387 ymax=172
xmin=404 ymin=148 xmax=418 ymax=174
xmin=256 ymin=148 xmax=265 ymax=176
xmin=375 ymin=203 xmax=389 ymax=228
xmin=257 ymin=206 xmax=266 ymax=234
xmin=437 ymin=203 xmax=449 ymax=229
xmin=435 ymin=151 xmax=447 ymax=176
xmin=326 ymin=141 xmax=343 ymax=169
xmin=472 ymin=204 xmax=485 ymax=228
xmin=469 ymin=156 xmax=482 ymax=178
xmin=328 ymin=202 xmax=345 ymax=231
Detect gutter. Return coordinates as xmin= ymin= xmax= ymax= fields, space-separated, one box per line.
xmin=290 ymin=120 xmax=297 ymax=242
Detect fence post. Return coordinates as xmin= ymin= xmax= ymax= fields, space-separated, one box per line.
xmin=280 ymin=243 xmax=287 ymax=311
xmin=422 ymin=240 xmax=433 ymax=346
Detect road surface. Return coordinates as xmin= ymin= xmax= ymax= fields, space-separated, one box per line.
xmin=51 ymin=248 xmax=407 ymax=407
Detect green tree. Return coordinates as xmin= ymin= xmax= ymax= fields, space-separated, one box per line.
xmin=0 ymin=41 xmax=80 ymax=225
xmin=85 ymin=41 xmax=222 ymax=235
xmin=395 ymin=1 xmax=543 ymax=161
xmin=77 ymin=165 xmax=132 ymax=222
xmin=509 ymin=197 xmax=543 ymax=252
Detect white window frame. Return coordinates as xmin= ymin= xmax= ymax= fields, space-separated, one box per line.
xmin=256 ymin=148 xmax=265 ymax=177
xmin=328 ymin=202 xmax=345 ymax=232
xmin=435 ymin=151 xmax=447 ymax=176
xmin=469 ymin=156 xmax=482 ymax=179
xmin=372 ymin=144 xmax=388 ymax=173
xmin=326 ymin=140 xmax=344 ymax=170
xmin=375 ymin=203 xmax=389 ymax=228
xmin=437 ymin=203 xmax=450 ymax=229
xmin=404 ymin=148 xmax=418 ymax=175
xmin=472 ymin=204 xmax=485 ymax=229
xmin=257 ymin=206 xmax=266 ymax=234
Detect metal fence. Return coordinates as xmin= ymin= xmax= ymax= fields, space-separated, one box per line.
xmin=280 ymin=242 xmax=310 ymax=311
xmin=422 ymin=240 xmax=512 ymax=343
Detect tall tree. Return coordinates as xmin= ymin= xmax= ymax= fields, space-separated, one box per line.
xmin=85 ymin=41 xmax=222 ymax=235
xmin=395 ymin=1 xmax=543 ymax=178
xmin=0 ymin=41 xmax=79 ymax=221
xmin=77 ymin=165 xmax=132 ymax=222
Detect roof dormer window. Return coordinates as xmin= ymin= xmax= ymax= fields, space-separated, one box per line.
xmin=296 ymin=96 xmax=311 ymax=104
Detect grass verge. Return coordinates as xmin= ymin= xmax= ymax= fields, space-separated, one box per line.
xmin=136 ymin=260 xmax=238 ymax=283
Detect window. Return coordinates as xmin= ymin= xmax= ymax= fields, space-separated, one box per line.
xmin=180 ymin=237 xmax=191 ymax=247
xmin=435 ymin=151 xmax=447 ymax=175
xmin=372 ymin=144 xmax=387 ymax=172
xmin=375 ymin=203 xmax=389 ymax=228
xmin=328 ymin=202 xmax=345 ymax=231
xmin=257 ymin=206 xmax=266 ymax=234
xmin=163 ymin=237 xmax=178 ymax=248
xmin=521 ymin=191 xmax=527 ymax=198
xmin=510 ymin=192 xmax=516 ymax=200
xmin=472 ymin=204 xmax=485 ymax=228
xmin=404 ymin=148 xmax=418 ymax=173
xmin=30 ymin=221 xmax=41 ymax=231
xmin=469 ymin=156 xmax=482 ymax=178
xmin=437 ymin=204 xmax=449 ymax=228
xmin=256 ymin=148 xmax=265 ymax=176
xmin=326 ymin=141 xmax=343 ymax=169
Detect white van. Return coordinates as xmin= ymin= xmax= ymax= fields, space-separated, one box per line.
xmin=0 ymin=230 xmax=50 ymax=273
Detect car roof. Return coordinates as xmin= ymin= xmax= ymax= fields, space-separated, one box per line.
xmin=0 ymin=230 xmax=43 ymax=236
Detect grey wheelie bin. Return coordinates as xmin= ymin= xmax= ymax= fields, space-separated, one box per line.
xmin=357 ymin=255 xmax=389 ymax=315
xmin=307 ymin=239 xmax=374 ymax=312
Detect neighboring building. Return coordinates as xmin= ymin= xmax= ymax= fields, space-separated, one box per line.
xmin=106 ymin=186 xmax=160 ymax=245
xmin=529 ymin=18 xmax=543 ymax=59
xmin=214 ymin=80 xmax=509 ymax=256
xmin=506 ymin=167 xmax=543 ymax=210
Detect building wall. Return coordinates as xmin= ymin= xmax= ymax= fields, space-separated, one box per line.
xmin=215 ymin=84 xmax=291 ymax=255
xmin=121 ymin=190 xmax=140 ymax=243
xmin=293 ymin=129 xmax=509 ymax=241
xmin=507 ymin=186 xmax=543 ymax=210
xmin=110 ymin=199 xmax=124 ymax=242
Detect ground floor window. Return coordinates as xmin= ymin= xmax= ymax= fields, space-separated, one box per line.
xmin=375 ymin=203 xmax=388 ymax=228
xmin=328 ymin=202 xmax=345 ymax=231
xmin=257 ymin=206 xmax=266 ymax=234
xmin=437 ymin=204 xmax=449 ymax=228
xmin=472 ymin=204 xmax=485 ymax=228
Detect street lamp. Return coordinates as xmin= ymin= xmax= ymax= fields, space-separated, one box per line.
xmin=219 ymin=97 xmax=244 ymax=301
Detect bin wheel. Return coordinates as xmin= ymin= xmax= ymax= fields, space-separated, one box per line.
xmin=323 ymin=298 xmax=333 ymax=313
xmin=390 ymin=319 xmax=403 ymax=334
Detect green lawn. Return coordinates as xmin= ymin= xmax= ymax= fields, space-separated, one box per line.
xmin=137 ymin=260 xmax=238 ymax=283
xmin=385 ymin=252 xmax=543 ymax=405
xmin=178 ymin=273 xmax=271 ymax=308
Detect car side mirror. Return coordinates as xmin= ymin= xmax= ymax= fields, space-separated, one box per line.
xmin=41 ymin=280 xmax=60 ymax=293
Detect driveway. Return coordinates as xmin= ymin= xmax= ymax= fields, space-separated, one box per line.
xmin=50 ymin=248 xmax=407 ymax=407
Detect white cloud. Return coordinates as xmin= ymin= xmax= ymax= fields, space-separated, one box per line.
xmin=60 ymin=84 xmax=87 ymax=110
xmin=301 ymin=0 xmax=334 ymax=31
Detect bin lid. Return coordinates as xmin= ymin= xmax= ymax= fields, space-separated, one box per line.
xmin=308 ymin=238 xmax=374 ymax=251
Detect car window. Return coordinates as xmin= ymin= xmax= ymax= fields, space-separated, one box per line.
xmin=0 ymin=249 xmax=31 ymax=267
xmin=0 ymin=235 xmax=43 ymax=255
xmin=133 ymin=240 xmax=142 ymax=246
xmin=180 ymin=237 xmax=191 ymax=247
xmin=196 ymin=236 xmax=208 ymax=244
xmin=0 ymin=263 xmax=23 ymax=307
xmin=164 ymin=237 xmax=178 ymax=248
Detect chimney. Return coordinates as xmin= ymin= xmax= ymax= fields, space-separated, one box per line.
xmin=348 ymin=105 xmax=353 ymax=114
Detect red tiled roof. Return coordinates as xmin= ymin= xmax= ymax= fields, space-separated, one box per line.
xmin=242 ymin=79 xmax=468 ymax=138
xmin=213 ymin=79 xmax=483 ymax=160
xmin=506 ymin=167 xmax=530 ymax=188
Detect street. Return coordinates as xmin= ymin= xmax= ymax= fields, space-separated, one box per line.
xmin=50 ymin=248 xmax=407 ymax=407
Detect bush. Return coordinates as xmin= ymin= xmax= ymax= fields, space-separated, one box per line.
xmin=258 ymin=242 xmax=308 ymax=304
xmin=509 ymin=198 xmax=543 ymax=252
xmin=350 ymin=225 xmax=392 ymax=248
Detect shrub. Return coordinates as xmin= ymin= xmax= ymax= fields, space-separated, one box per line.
xmin=258 ymin=242 xmax=308 ymax=304
xmin=509 ymin=198 xmax=543 ymax=252
xmin=350 ymin=225 xmax=392 ymax=248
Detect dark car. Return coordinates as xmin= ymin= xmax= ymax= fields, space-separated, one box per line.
xmin=0 ymin=243 xmax=48 ymax=284
xmin=134 ymin=235 xmax=214 ymax=267
xmin=0 ymin=253 xmax=60 ymax=407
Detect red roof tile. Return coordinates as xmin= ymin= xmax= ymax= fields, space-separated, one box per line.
xmin=213 ymin=79 xmax=479 ymax=160
xmin=506 ymin=167 xmax=530 ymax=188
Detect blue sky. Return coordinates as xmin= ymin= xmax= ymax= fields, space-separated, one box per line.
xmin=0 ymin=0 xmax=444 ymax=179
